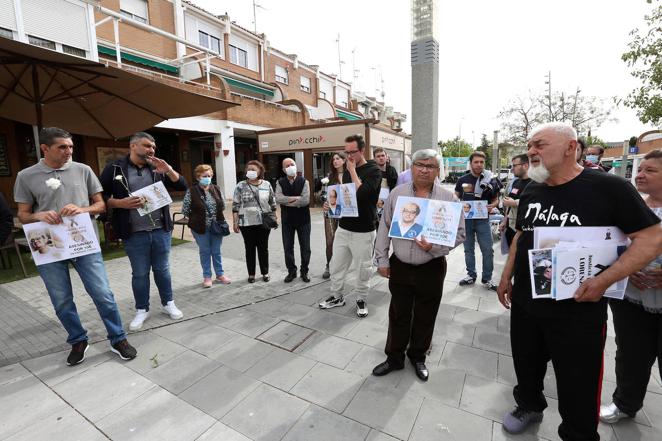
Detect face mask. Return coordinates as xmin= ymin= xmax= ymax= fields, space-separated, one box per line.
xmin=586 ymin=155 xmax=599 ymax=164
xmin=285 ymin=165 xmax=297 ymax=177
xmin=246 ymin=170 xmax=258 ymax=180
xmin=199 ymin=177 xmax=212 ymax=186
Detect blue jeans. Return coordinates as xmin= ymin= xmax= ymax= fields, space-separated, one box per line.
xmin=463 ymin=218 xmax=494 ymax=281
xmin=123 ymin=228 xmax=173 ymax=311
xmin=192 ymin=229 xmax=224 ymax=278
xmin=37 ymin=252 xmax=126 ymax=345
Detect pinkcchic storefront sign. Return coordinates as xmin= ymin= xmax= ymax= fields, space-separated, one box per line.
xmin=369 ymin=128 xmax=406 ymax=151
xmin=258 ymin=124 xmax=363 ymax=152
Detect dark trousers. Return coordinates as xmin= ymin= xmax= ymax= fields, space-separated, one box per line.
xmin=385 ymin=255 xmax=446 ymax=365
xmin=324 ymin=216 xmax=339 ymax=264
xmin=610 ymin=299 xmax=662 ymax=416
xmin=282 ymin=221 xmax=311 ymax=275
xmin=510 ymin=303 xmax=606 ymax=441
xmin=239 ymin=225 xmax=270 ymax=276
xmin=505 ymin=226 xmax=517 ymax=248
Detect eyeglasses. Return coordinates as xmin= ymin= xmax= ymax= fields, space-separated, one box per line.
xmin=413 ymin=162 xmax=438 ymax=171
xmin=345 ymin=150 xmax=360 ymax=156
xmin=512 ymin=163 xmax=524 ymax=168
xmin=402 ymin=209 xmax=418 ymax=215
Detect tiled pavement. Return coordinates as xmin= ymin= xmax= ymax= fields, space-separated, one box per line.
xmin=1 ymin=214 xmax=661 ymax=440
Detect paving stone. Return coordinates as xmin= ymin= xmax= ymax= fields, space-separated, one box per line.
xmin=282 ymin=405 xmax=370 ymax=441
xmin=492 ymin=422 xmax=552 ymax=441
xmin=5 ymin=405 xmax=106 ymax=441
xmin=409 ymin=397 xmax=493 ymax=441
xmin=97 ymin=387 xmax=215 ymax=441
xmin=343 ymin=376 xmax=424 ymax=440
xmin=433 ymin=317 xmax=476 ymax=347
xmin=294 ymin=333 xmax=363 ymax=370
xmin=0 ymin=363 xmax=32 ymax=386
xmin=612 ymin=420 xmax=662 ymax=441
xmin=222 ymin=383 xmax=309 ymax=441
xmin=398 ymin=366 xmax=466 ymax=407
xmin=364 ymin=430 xmax=400 ymax=441
xmin=439 ymin=342 xmax=498 ymax=380
xmin=152 ymin=319 xmax=240 ymax=356
xmin=345 ymin=320 xmax=388 ymax=348
xmin=290 ymin=363 xmax=364 ymax=413
xmin=196 ymin=422 xmax=252 ymax=441
xmin=144 ymin=350 xmax=220 ymax=395
xmin=345 ymin=345 xmax=388 ymax=377
xmin=472 ymin=327 xmax=512 ymax=356
xmin=294 ymin=309 xmax=360 ymax=337
xmin=179 ymin=365 xmax=261 ymax=419
xmin=244 ymin=347 xmax=316 ymax=391
xmin=52 ymin=361 xmax=156 ymax=422
xmin=204 ymin=308 xmax=280 ymax=338
xmin=0 ymin=376 xmax=70 ymax=439
xmin=453 ymin=308 xmax=499 ymax=329
xmin=459 ymin=375 xmax=514 ymax=421
xmin=120 ymin=330 xmax=188 ymax=375
xmin=208 ymin=334 xmax=274 ymax=372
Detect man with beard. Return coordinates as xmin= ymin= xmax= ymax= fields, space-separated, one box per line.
xmin=500 ymin=154 xmax=531 ymax=248
xmin=497 ymin=123 xmax=662 ymax=441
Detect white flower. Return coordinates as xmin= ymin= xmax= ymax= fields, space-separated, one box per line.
xmin=45 ymin=178 xmax=62 ymax=190
xmin=320 ymin=177 xmax=329 ymax=185
xmin=114 ymin=175 xmax=124 ymax=181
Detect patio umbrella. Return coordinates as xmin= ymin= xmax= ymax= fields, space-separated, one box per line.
xmin=0 ymin=37 xmax=237 ymax=138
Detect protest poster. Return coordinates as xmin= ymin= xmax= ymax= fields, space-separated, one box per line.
xmin=422 ymin=199 xmax=463 ymax=246
xmin=326 ymin=183 xmax=358 ymax=218
xmin=133 ymin=181 xmax=173 ymax=216
xmin=528 ymin=248 xmax=554 ymax=299
xmin=22 ymin=214 xmax=101 ymax=266
xmin=533 ymin=226 xmax=627 ymax=249
xmin=388 ymin=196 xmax=462 ymax=246
xmin=553 ymin=245 xmax=628 ymax=300
xmin=461 ymin=200 xmax=488 ymax=219
xmin=389 ymin=197 xmax=427 ymax=240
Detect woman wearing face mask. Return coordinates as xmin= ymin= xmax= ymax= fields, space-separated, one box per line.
xmin=232 ymin=160 xmax=277 ymax=283
xmin=321 ymin=152 xmax=347 ymax=279
xmin=600 ymin=150 xmax=662 ymax=425
xmin=182 ymin=164 xmax=231 ymax=288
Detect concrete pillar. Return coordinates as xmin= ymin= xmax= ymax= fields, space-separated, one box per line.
xmin=214 ymin=127 xmax=237 ymax=199
xmin=294 ymin=151 xmax=305 ymax=177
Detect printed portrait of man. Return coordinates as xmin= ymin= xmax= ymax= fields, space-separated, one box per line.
xmin=390 ymin=201 xmax=424 ymax=239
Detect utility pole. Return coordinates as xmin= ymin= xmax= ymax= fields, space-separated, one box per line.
xmin=336 ymin=34 xmax=342 ymax=80
xmin=492 ymin=130 xmax=499 ymax=173
xmin=252 ymin=0 xmax=257 ymax=33
xmin=544 ymin=70 xmax=552 ymax=120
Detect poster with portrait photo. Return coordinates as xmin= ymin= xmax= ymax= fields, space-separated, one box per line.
xmin=461 ymin=200 xmax=488 ymax=219
xmin=528 ymin=248 xmax=554 ymax=299
xmin=389 ymin=196 xmax=428 ymax=240
xmin=422 ymin=199 xmax=463 ymax=247
xmin=133 ymin=181 xmax=173 ymax=216
xmin=22 ymin=214 xmax=101 ymax=265
xmin=326 ymin=185 xmax=342 ymax=218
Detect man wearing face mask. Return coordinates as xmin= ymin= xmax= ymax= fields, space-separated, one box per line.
xmin=585 ymin=145 xmax=610 ymax=172
xmin=275 ymin=158 xmax=311 ymax=283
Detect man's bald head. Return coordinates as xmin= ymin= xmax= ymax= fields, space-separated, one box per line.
xmin=527 ymin=123 xmax=580 ymax=183
xmin=282 ymin=158 xmax=295 ymax=168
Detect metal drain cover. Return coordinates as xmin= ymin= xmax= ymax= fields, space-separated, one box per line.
xmin=256 ymin=321 xmax=316 ymax=352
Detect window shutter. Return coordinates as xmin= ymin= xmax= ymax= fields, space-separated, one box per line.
xmin=0 ymin=0 xmax=17 ymax=32
xmin=22 ymin=0 xmax=89 ymax=50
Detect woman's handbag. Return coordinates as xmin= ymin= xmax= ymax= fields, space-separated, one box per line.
xmin=209 ymin=219 xmax=231 ymax=236
xmin=248 ymin=184 xmax=278 ymax=230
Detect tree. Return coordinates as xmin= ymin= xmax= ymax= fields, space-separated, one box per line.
xmin=497 ymin=90 xmax=613 ymax=146
xmin=438 ymin=137 xmax=473 ymax=157
xmin=476 ymin=133 xmax=493 ymax=168
xmin=621 ymin=2 xmax=662 ymax=125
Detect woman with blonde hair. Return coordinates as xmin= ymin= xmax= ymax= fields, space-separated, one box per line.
xmin=182 ymin=164 xmax=231 ymax=288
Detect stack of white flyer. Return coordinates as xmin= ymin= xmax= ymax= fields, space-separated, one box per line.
xmin=528 ymin=227 xmax=629 ymax=301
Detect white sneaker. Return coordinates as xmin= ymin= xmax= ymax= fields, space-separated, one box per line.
xmin=356 ymin=299 xmax=368 ymax=318
xmin=129 ymin=309 xmax=150 ymax=331
xmin=600 ymin=402 xmax=632 ymax=424
xmin=162 ymin=301 xmax=183 ymax=320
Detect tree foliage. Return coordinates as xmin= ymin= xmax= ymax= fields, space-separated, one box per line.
xmin=438 ymin=137 xmax=473 ymax=157
xmin=476 ymin=133 xmax=493 ymax=168
xmin=497 ymin=90 xmax=613 ymax=146
xmin=621 ymin=2 xmax=662 ymax=126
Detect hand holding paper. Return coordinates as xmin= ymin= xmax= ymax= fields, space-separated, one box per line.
xmin=574 ymin=277 xmax=611 ymax=302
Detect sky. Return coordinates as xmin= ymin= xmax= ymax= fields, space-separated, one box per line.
xmin=192 ymin=0 xmax=658 ymax=145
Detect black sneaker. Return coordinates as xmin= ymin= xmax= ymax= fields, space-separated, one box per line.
xmin=356 ymin=300 xmax=368 ymax=318
xmin=67 ymin=341 xmax=89 ymax=366
xmin=111 ymin=339 xmax=137 ymax=361
xmin=301 ymin=273 xmax=311 ymax=283
xmin=284 ymin=273 xmax=297 ymax=283
xmin=319 ymin=296 xmax=345 ymax=309
xmin=459 ymin=276 xmax=476 ymax=286
xmin=482 ymin=280 xmax=498 ymax=291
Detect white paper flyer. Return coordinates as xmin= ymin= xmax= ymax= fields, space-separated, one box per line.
xmin=133 ymin=181 xmax=173 ymax=216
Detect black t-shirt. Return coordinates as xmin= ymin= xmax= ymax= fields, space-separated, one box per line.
xmin=509 ymin=178 xmax=531 ymax=200
xmin=455 ymin=172 xmax=499 ymax=202
xmin=514 ymin=169 xmax=660 ymax=322
xmin=339 ymin=160 xmax=382 ymax=233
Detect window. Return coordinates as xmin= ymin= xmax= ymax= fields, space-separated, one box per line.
xmin=300 ymin=76 xmax=311 ymax=93
xmin=275 ymin=65 xmax=288 ymax=85
xmin=28 ymin=35 xmax=56 ymax=50
xmin=63 ymin=45 xmax=86 ymax=58
xmin=319 ymin=91 xmax=326 ymax=99
xmin=0 ymin=27 xmax=13 ymax=39
xmin=120 ymin=0 xmax=148 ymax=23
xmin=230 ymin=45 xmax=248 ymax=68
xmin=198 ymin=30 xmax=221 ymax=54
